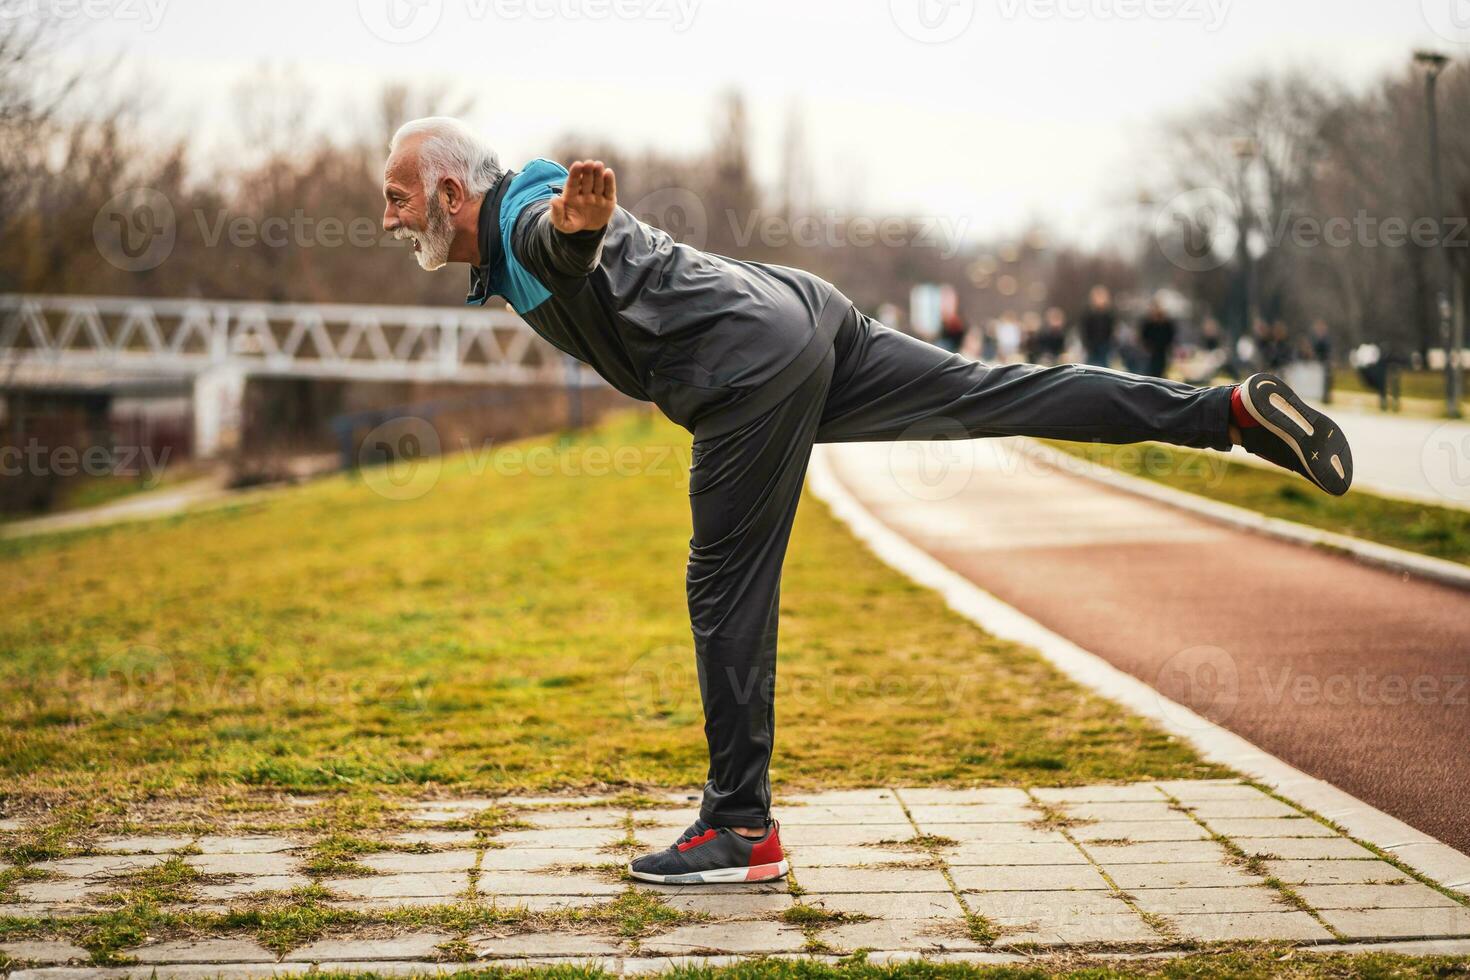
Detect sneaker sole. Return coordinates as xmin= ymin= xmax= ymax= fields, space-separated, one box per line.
xmin=1240 ymin=373 xmax=1353 ymax=496
xmin=626 ymin=859 xmax=789 ymax=885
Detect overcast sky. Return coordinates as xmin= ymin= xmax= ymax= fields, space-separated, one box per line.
xmin=62 ymin=0 xmax=1470 ymax=244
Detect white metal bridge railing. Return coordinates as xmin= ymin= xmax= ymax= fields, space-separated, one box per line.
xmin=0 ymin=294 xmax=577 ymax=385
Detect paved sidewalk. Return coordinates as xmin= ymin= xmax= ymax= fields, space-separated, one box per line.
xmin=822 ymin=439 xmax=1470 ymax=856
xmin=1303 ymin=408 xmax=1470 ymax=509
xmin=2 ymin=783 xmax=1468 ymax=976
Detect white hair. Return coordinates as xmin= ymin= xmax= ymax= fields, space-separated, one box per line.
xmin=390 ymin=116 xmax=502 ymax=200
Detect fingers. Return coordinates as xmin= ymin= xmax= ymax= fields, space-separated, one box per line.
xmin=566 ymin=160 xmax=611 ymax=200
xmin=600 ymin=166 xmax=616 ymax=202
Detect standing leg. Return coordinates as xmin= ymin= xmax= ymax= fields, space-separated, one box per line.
xmin=687 ymin=351 xmax=833 ymax=828
xmin=818 ymin=310 xmax=1232 ymax=448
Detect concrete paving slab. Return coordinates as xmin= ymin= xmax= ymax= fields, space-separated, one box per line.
xmin=804 ymin=892 xmax=964 ymax=920
xmin=780 ymin=824 xmax=917 ymax=847
xmin=1032 ymin=785 xmax=1165 ymax=804
xmin=194 ymin=836 xmax=299 ymax=855
xmin=383 ymin=830 xmax=479 ymax=847
xmin=920 ymin=824 xmax=1065 ymax=844
xmin=1126 ymin=886 xmax=1288 ymax=915
xmin=1296 ymin=882 xmax=1460 ymax=910
xmin=478 ymin=848 xmax=605 ymax=871
xmin=1057 ymin=801 xmax=1186 ymax=822
xmin=1071 ymin=821 xmax=1210 ymax=843
xmin=778 ymin=805 xmax=909 ymax=826
xmin=186 ymin=853 xmax=298 ymax=876
xmin=950 ymin=864 xmax=1110 ymax=892
xmin=1179 ymin=799 xmax=1301 ymax=820
xmin=1165 ymin=910 xmax=1333 ymax=942
xmin=794 ymin=867 xmax=950 ymax=893
xmin=358 ymin=850 xmax=478 ymax=873
xmin=785 ymin=846 xmax=925 ymax=867
xmin=325 ymin=872 xmax=470 ymax=899
xmin=895 ymin=788 xmax=1030 ymax=806
xmin=967 ymin=889 xmax=1134 ymax=921
xmin=519 ymin=808 xmax=626 ymax=829
xmin=907 ymin=805 xmax=1039 ymax=824
xmin=1079 ymin=840 xmax=1232 ymax=864
xmin=1237 ymin=837 xmax=1378 ymax=861
xmin=780 ymin=790 xmax=899 ymax=806
xmin=657 ymin=892 xmax=793 ymax=917
xmin=195 ymin=875 xmax=311 ymax=900
xmin=1264 ymin=859 xmax=1411 ymax=885
xmin=128 ymin=939 xmax=277 ymax=964
xmin=1201 ymin=817 xmax=1336 ymax=838
xmin=476 ymin=871 xmax=621 ymax=896
xmin=470 ymin=931 xmax=624 ymax=957
xmin=493 ymin=828 xmax=624 ymax=848
xmin=16 ymin=881 xmax=106 ymax=903
xmin=819 ymin=919 xmax=981 ymax=953
xmin=1153 ymin=781 xmax=1265 ymax=802
xmin=944 ymin=842 xmax=1089 ymax=866
xmin=94 ymin=837 xmax=193 ymax=854
xmin=284 ymin=933 xmax=454 ymax=962
xmin=1322 ymin=906 xmax=1470 ymax=939
xmin=1103 ymin=862 xmax=1264 ymax=890
xmin=33 ymin=855 xmax=163 ymax=878
xmin=0 ymin=942 xmax=91 ymax=964
xmin=992 ymin=914 xmax=1160 ymax=946
xmin=639 ymin=922 xmax=806 ymax=955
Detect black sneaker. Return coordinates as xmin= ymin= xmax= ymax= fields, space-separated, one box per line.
xmin=1237 ymin=373 xmax=1353 ymax=497
xmin=627 ymin=818 xmax=787 ymax=885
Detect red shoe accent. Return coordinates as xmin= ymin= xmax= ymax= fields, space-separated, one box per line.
xmin=1230 ymin=385 xmax=1260 ymax=428
xmin=748 ymin=821 xmax=783 ymax=865
xmin=677 ymin=828 xmax=719 ymax=852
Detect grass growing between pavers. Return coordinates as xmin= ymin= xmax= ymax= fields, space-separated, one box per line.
xmin=252 ymin=950 xmax=1470 ymax=977
xmin=2 ymin=412 xmax=1222 ymax=814
xmin=1045 ymin=440 xmax=1470 ymax=565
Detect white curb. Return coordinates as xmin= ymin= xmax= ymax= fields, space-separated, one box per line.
xmin=806 ymin=445 xmax=1470 ymax=897
xmin=1015 ymin=439 xmax=1470 ymax=593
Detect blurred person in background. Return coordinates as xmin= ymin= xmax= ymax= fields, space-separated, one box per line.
xmin=1079 ymin=285 xmax=1117 ymax=367
xmin=1311 ymin=318 xmax=1334 ymax=404
xmin=938 ymin=309 xmax=968 ymax=353
xmin=1140 ymin=297 xmax=1177 ymax=379
xmin=994 ymin=310 xmax=1023 ymax=363
xmin=382 ymin=117 xmax=1356 ymax=889
xmin=1037 ymin=307 xmax=1068 ymax=365
xmin=1262 ymin=319 xmax=1293 ymax=371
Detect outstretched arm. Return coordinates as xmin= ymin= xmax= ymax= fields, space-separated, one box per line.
xmin=514 ymin=159 xmax=617 ymax=284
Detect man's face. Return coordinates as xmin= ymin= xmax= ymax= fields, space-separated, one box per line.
xmin=383 ymin=143 xmax=455 ymax=271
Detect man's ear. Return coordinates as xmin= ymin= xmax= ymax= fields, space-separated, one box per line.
xmin=441 ymin=175 xmax=469 ymax=215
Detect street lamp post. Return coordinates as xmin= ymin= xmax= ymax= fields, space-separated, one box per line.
xmin=1231 ymin=136 xmax=1259 ymax=351
xmin=1415 ymin=50 xmax=1461 ymax=418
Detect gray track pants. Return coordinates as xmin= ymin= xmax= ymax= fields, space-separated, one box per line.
xmin=689 ymin=308 xmax=1233 ymax=827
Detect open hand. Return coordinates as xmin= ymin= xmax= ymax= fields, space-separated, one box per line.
xmin=550 ymin=160 xmax=616 ymax=233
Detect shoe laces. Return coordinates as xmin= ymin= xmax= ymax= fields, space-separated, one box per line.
xmin=674 ymin=818 xmax=713 ymax=847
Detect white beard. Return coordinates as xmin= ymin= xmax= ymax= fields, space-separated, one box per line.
xmin=396 ymin=195 xmax=455 ymax=271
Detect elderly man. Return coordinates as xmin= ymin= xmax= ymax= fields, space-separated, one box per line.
xmin=382 ymin=117 xmax=1354 ymax=886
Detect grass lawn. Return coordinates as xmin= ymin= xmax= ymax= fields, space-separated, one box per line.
xmin=1044 ymin=440 xmax=1470 ymax=566
xmin=2 ymin=413 xmax=1219 ymax=806
xmin=4 ymin=414 xmax=1464 ymax=975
